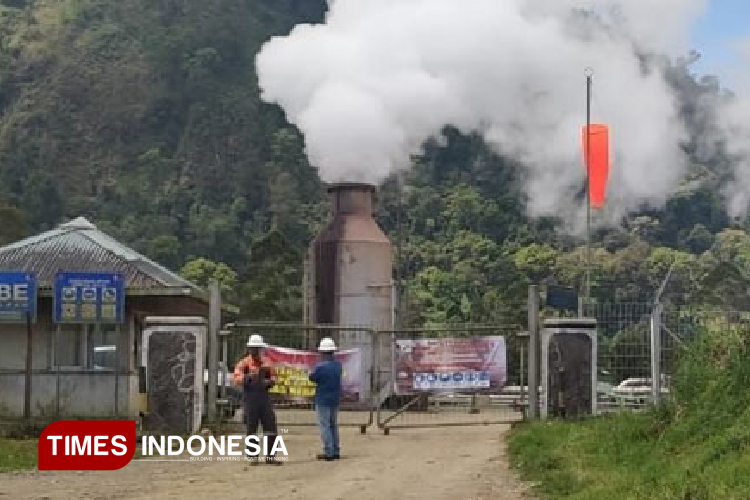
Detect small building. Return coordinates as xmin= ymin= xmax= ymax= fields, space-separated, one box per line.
xmin=0 ymin=217 xmax=228 ymax=419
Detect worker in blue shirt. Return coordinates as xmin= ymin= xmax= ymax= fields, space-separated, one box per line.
xmin=309 ymin=337 xmax=342 ymax=461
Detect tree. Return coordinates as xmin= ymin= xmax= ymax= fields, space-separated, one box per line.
xmin=514 ymin=244 xmax=558 ymax=284
xmin=22 ymin=172 xmax=64 ymax=230
xmin=554 ymin=247 xmax=615 ymax=298
xmin=180 ymin=258 xmax=238 ymax=296
xmin=0 ymin=204 xmax=29 ymax=245
xmin=645 ymin=247 xmax=697 ymax=302
xmin=682 ymin=223 xmax=714 ymax=254
xmin=710 ymin=229 xmax=750 ymax=273
xmin=239 ymin=229 xmax=304 ymax=321
xmin=148 ymin=235 xmax=182 ymax=271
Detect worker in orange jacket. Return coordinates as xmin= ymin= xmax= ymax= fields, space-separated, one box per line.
xmin=233 ymin=334 xmax=282 ymax=465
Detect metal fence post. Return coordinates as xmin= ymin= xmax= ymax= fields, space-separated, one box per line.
xmin=24 ymin=312 xmax=33 ymax=419
xmin=207 ymin=282 xmax=221 ymax=423
xmin=650 ymin=303 xmax=662 ymax=405
xmin=390 ymin=330 xmax=396 ymax=398
xmin=55 ymin=324 xmax=61 ymax=416
xmin=220 ymin=329 xmax=229 ymax=401
xmin=365 ymin=327 xmax=376 ymax=434
xmin=528 ymin=285 xmax=540 ymax=418
xmin=114 ymin=324 xmax=120 ymax=417
xmin=519 ymin=342 xmax=526 ymax=409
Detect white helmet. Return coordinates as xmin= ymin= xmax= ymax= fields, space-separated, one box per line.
xmin=247 ymin=334 xmax=267 ymax=348
xmin=318 ymin=337 xmax=337 ymax=352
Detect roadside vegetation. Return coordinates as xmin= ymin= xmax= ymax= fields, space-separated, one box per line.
xmin=508 ymin=323 xmax=750 ymax=500
xmin=0 ymin=439 xmax=37 ymax=472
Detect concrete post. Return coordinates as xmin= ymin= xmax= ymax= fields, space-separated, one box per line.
xmin=24 ymin=313 xmax=33 ymax=419
xmin=55 ymin=324 xmax=61 ymax=416
xmin=650 ymin=303 xmax=662 ymax=405
xmin=527 ymin=285 xmax=540 ymax=419
xmin=303 ymin=259 xmax=309 ymax=325
xmin=207 ymin=282 xmax=221 ymax=423
xmin=114 ymin=324 xmax=120 ymax=417
xmin=220 ymin=329 xmax=229 ymax=401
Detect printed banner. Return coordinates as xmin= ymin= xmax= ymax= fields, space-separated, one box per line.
xmin=263 ymin=346 xmax=362 ymax=403
xmin=395 ymin=336 xmax=507 ymax=394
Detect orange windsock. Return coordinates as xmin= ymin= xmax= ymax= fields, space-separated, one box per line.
xmin=582 ymin=124 xmax=609 ymax=208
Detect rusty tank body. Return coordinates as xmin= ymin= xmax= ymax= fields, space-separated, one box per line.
xmin=305 ymin=183 xmax=394 ymax=403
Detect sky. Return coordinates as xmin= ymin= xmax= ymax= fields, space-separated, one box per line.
xmin=691 ymin=0 xmax=750 ymax=86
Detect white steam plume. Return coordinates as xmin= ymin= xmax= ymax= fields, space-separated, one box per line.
xmin=719 ymin=36 xmax=750 ymax=218
xmin=256 ymin=0 xmax=711 ymax=222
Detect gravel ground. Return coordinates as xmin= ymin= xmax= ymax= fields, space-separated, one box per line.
xmin=0 ymin=425 xmax=533 ymax=500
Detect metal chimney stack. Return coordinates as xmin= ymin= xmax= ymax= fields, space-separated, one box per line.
xmin=305 ymin=183 xmax=394 ymax=403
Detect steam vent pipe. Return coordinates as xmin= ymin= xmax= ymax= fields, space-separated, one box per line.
xmin=305 ymin=182 xmax=394 ymax=403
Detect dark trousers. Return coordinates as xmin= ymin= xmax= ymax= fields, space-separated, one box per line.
xmin=245 ymin=400 xmax=278 ymax=456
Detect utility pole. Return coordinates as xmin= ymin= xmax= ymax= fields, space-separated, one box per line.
xmin=585 ymin=69 xmax=593 ymax=307
xmin=527 ymin=285 xmax=540 ymax=419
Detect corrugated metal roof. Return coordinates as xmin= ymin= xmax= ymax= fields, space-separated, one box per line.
xmin=0 ymin=217 xmax=198 ymax=290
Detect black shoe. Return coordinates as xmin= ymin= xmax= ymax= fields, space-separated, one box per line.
xmin=333 ymin=454 xmax=340 ymax=460
xmin=316 ymin=454 xmax=335 ymax=461
xmin=266 ymin=458 xmax=283 ymax=466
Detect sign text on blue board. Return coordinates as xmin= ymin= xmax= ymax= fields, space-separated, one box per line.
xmin=0 ymin=272 xmax=36 ymax=323
xmin=54 ymin=273 xmax=125 ymax=324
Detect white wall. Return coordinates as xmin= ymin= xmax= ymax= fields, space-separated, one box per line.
xmin=0 ymin=373 xmax=135 ymax=418
xmin=0 ymin=320 xmax=50 ymax=370
xmin=0 ymin=302 xmax=137 ymax=418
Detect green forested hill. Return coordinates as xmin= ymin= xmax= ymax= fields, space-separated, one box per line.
xmin=0 ymin=0 xmax=330 ymax=317
xmin=1 ymin=0 xmax=749 ymax=323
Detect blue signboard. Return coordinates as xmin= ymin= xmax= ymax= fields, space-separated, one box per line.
xmin=0 ymin=272 xmax=37 ymax=323
xmin=54 ymin=273 xmax=125 ymax=324
xmin=546 ymin=286 xmax=579 ymax=312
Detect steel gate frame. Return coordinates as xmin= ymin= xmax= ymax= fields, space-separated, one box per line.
xmin=375 ymin=325 xmax=527 ymax=434
xmin=219 ymin=322 xmax=377 ymax=433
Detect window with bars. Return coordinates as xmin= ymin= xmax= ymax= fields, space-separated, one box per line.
xmin=49 ymin=324 xmax=122 ymax=370
xmin=89 ymin=324 xmax=119 ymax=370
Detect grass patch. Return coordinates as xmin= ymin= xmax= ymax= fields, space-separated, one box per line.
xmin=509 ymin=323 xmax=750 ymax=499
xmin=0 ymin=438 xmax=38 ymax=472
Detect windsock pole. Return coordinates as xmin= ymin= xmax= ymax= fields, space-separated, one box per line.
xmin=584 ymin=69 xmax=593 ymax=309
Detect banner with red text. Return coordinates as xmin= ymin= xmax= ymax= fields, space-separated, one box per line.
xmin=394 ymin=336 xmax=506 ymax=394
xmin=264 ymin=346 xmax=362 ymax=404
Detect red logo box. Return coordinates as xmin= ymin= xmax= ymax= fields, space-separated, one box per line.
xmin=39 ymin=420 xmax=136 ymax=471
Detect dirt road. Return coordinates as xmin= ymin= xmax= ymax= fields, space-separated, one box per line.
xmin=0 ymin=425 xmax=531 ymax=500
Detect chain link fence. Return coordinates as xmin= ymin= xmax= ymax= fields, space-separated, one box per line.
xmin=581 ymin=302 xmax=750 ymax=412
xmin=214 ymin=301 xmax=749 ymax=429
xmin=582 ymin=302 xmax=654 ymax=411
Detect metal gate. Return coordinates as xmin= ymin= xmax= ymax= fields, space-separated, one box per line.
xmin=217 ymin=322 xmax=375 ymax=433
xmin=214 ymin=322 xmax=527 ymax=434
xmin=375 ymin=326 xmax=527 ymax=434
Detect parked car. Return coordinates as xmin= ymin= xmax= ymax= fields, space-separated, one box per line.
xmin=612 ymin=377 xmax=669 ymax=404
xmin=597 ymin=381 xmax=615 ymax=399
